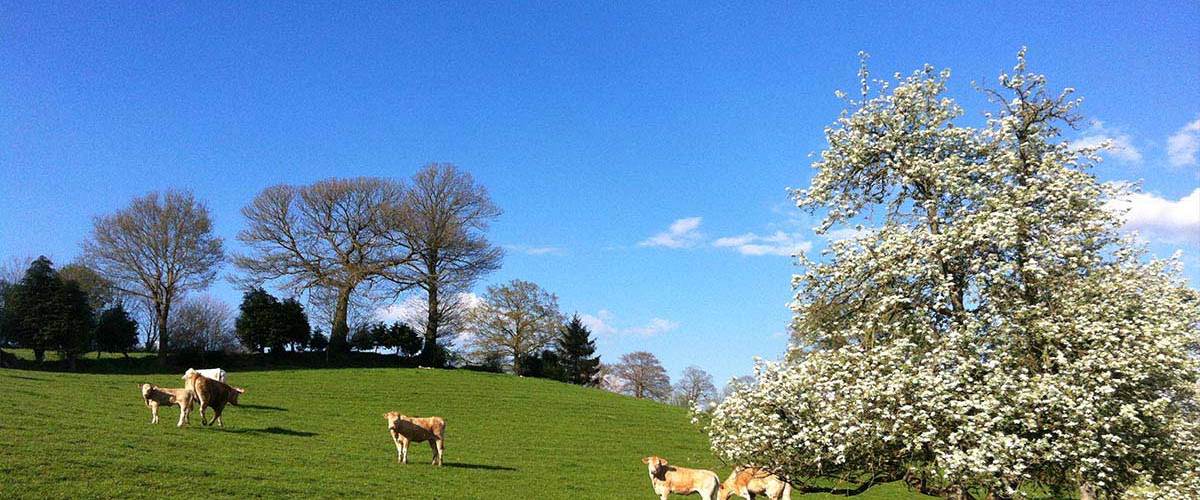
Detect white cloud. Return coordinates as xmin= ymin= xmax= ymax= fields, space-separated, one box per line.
xmin=639 ymin=217 xmax=704 ymax=249
xmin=504 ymin=244 xmax=564 ymax=256
xmin=625 ymin=318 xmax=680 ymax=336
xmin=1105 ymin=188 xmax=1200 ymax=243
xmin=1167 ymin=117 xmax=1200 ymax=168
xmin=712 ymin=231 xmax=812 ymax=256
xmin=579 ymin=310 xmax=678 ymax=337
xmin=376 ymin=292 xmax=483 ymax=325
xmin=579 ymin=309 xmax=617 ymax=336
xmin=1074 ymin=120 xmax=1143 ymax=164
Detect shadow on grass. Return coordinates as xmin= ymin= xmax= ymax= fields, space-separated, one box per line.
xmin=444 ymin=462 xmax=517 ymax=472
xmin=237 ymin=404 xmax=288 ymax=412
xmin=215 ymin=426 xmax=318 ymax=437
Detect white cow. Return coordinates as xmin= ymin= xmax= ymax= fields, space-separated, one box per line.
xmin=183 ymin=367 xmax=227 ymax=383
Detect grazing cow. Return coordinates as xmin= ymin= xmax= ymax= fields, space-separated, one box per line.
xmin=139 ymin=383 xmax=194 ymax=427
xmin=183 ymin=367 xmax=226 ymax=383
xmin=384 ymin=411 xmax=445 ymax=466
xmin=642 ymin=456 xmax=721 ymax=500
xmin=719 ymin=467 xmax=792 ymax=500
xmin=183 ymin=371 xmax=245 ymax=427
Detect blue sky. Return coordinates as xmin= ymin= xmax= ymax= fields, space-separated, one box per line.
xmin=2 ymin=2 xmax=1198 ymax=386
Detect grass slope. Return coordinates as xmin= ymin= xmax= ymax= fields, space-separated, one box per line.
xmin=0 ymin=363 xmax=920 ymax=498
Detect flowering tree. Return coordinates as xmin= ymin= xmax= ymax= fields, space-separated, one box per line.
xmin=707 ymin=50 xmax=1200 ymax=499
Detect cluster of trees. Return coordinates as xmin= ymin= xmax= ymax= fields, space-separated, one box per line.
xmin=1 ymin=163 xmax=503 ymax=368
xmin=600 ymin=350 xmax=723 ymax=408
xmin=234 ymin=289 xmax=314 ymax=354
xmin=0 ymin=257 xmax=138 ymax=368
xmin=461 ymin=279 xmax=602 ymax=386
xmin=708 ymin=52 xmax=1200 ymax=497
xmin=349 ymin=320 xmax=422 ymax=359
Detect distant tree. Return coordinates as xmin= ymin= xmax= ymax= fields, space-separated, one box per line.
xmin=613 ymin=351 xmax=671 ymax=401
xmin=235 ymin=178 xmax=414 ymax=354
xmin=555 ymin=314 xmax=601 ymax=386
xmin=466 ymin=279 xmax=564 ymax=375
xmin=349 ymin=324 xmax=377 ymax=352
xmin=83 ymin=190 xmax=224 ymax=362
xmin=5 ymin=257 xmax=94 ymax=369
xmin=388 ymin=164 xmax=503 ymax=367
xmin=94 ymin=303 xmax=139 ymax=358
xmin=308 ymin=329 xmax=329 ymax=352
xmin=59 ymin=262 xmax=116 ymax=312
xmin=234 ymin=288 xmax=282 ymax=353
xmin=171 ymin=295 xmax=237 ymax=353
xmin=719 ymin=375 xmax=756 ymax=402
xmin=373 ymin=320 xmax=420 ymax=360
xmin=277 ymin=297 xmax=312 ymax=352
xmin=672 ymin=366 xmax=717 ymax=408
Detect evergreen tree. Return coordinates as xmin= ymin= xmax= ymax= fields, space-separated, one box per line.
xmin=5 ymin=257 xmax=94 ymax=368
xmin=349 ymin=324 xmax=377 ymax=352
xmin=234 ymin=288 xmax=282 ymax=353
xmin=308 ymin=329 xmax=328 ymax=352
xmin=375 ymin=321 xmax=419 ymax=359
xmin=277 ymin=297 xmax=312 ymax=352
xmin=555 ymin=314 xmax=601 ymax=386
xmin=94 ymin=303 xmax=139 ymax=358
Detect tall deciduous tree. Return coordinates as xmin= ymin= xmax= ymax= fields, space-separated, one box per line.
xmin=556 ymin=314 xmax=601 ymax=386
xmin=672 ymin=366 xmax=717 ymax=408
xmin=389 ymin=164 xmax=503 ymax=366
xmin=59 ymin=262 xmax=116 ymax=312
xmin=235 ymin=178 xmax=412 ymax=354
xmin=708 ymin=51 xmax=1200 ymax=498
xmin=94 ymin=303 xmax=139 ymax=358
xmin=83 ymin=190 xmax=224 ymax=361
xmin=613 ymin=351 xmax=671 ymax=401
xmin=466 ymin=279 xmax=563 ymax=375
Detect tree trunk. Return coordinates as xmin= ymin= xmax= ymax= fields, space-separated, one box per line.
xmin=34 ymin=348 xmax=45 ymax=363
xmin=155 ymin=300 xmax=170 ymax=366
xmin=329 ymin=287 xmax=352 ymax=354
xmin=511 ymin=354 xmax=521 ymax=376
xmin=422 ymin=283 xmax=440 ymax=366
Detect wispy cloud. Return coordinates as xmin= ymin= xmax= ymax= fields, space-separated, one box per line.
xmin=1105 ymin=187 xmax=1200 ymax=244
xmin=579 ymin=309 xmax=679 ymax=337
xmin=504 ymin=244 xmax=564 ymax=256
xmin=712 ymin=231 xmax=812 ymax=256
xmin=639 ymin=217 xmax=704 ymax=249
xmin=1073 ymin=120 xmax=1143 ymax=164
xmin=1167 ymin=117 xmax=1200 ymax=168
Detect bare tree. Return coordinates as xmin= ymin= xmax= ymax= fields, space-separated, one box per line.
xmin=0 ymin=256 xmax=34 ymax=284
xmin=388 ymin=164 xmax=503 ymax=365
xmin=613 ymin=351 xmax=672 ymax=401
xmin=170 ymin=294 xmax=238 ymax=353
xmin=466 ymin=279 xmax=563 ymax=374
xmin=235 ymin=178 xmax=414 ymax=353
xmin=672 ymin=365 xmax=717 ymax=408
xmin=83 ymin=190 xmax=224 ymax=360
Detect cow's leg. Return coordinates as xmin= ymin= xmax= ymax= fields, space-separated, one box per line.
xmin=393 ymin=434 xmax=404 ymax=463
xmin=176 ymin=403 xmax=187 ymax=427
xmin=435 ymin=439 xmax=444 ymax=466
xmin=150 ymin=403 xmax=159 ymax=424
xmin=429 ymin=440 xmax=439 ymax=465
xmin=213 ymin=403 xmax=224 ymax=427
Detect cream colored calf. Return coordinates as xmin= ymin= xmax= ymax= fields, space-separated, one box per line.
xmin=642 ymin=456 xmax=720 ymax=500
xmin=719 ymin=467 xmax=791 ymax=500
xmin=139 ymin=383 xmax=194 ymax=427
xmin=385 ymin=412 xmax=445 ymax=466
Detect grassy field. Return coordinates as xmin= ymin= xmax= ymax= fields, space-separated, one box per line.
xmin=0 ymin=357 xmax=921 ymax=498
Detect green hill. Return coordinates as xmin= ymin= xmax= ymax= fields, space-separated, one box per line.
xmin=0 ymin=363 xmax=918 ymax=498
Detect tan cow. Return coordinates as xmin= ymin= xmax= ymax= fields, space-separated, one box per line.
xmin=384 ymin=411 xmax=445 ymax=466
xmin=139 ymin=383 xmax=195 ymax=427
xmin=719 ymin=467 xmax=792 ymax=500
xmin=184 ymin=371 xmax=245 ymax=427
xmin=642 ymin=456 xmax=721 ymax=500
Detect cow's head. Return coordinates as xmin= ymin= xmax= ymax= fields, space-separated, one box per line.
xmin=230 ymin=387 xmax=245 ymax=405
xmin=182 ymin=368 xmax=196 ymax=380
xmin=642 ymin=456 xmax=669 ymax=477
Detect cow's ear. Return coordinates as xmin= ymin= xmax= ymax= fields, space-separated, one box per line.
xmin=641 ymin=457 xmax=650 ymax=464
